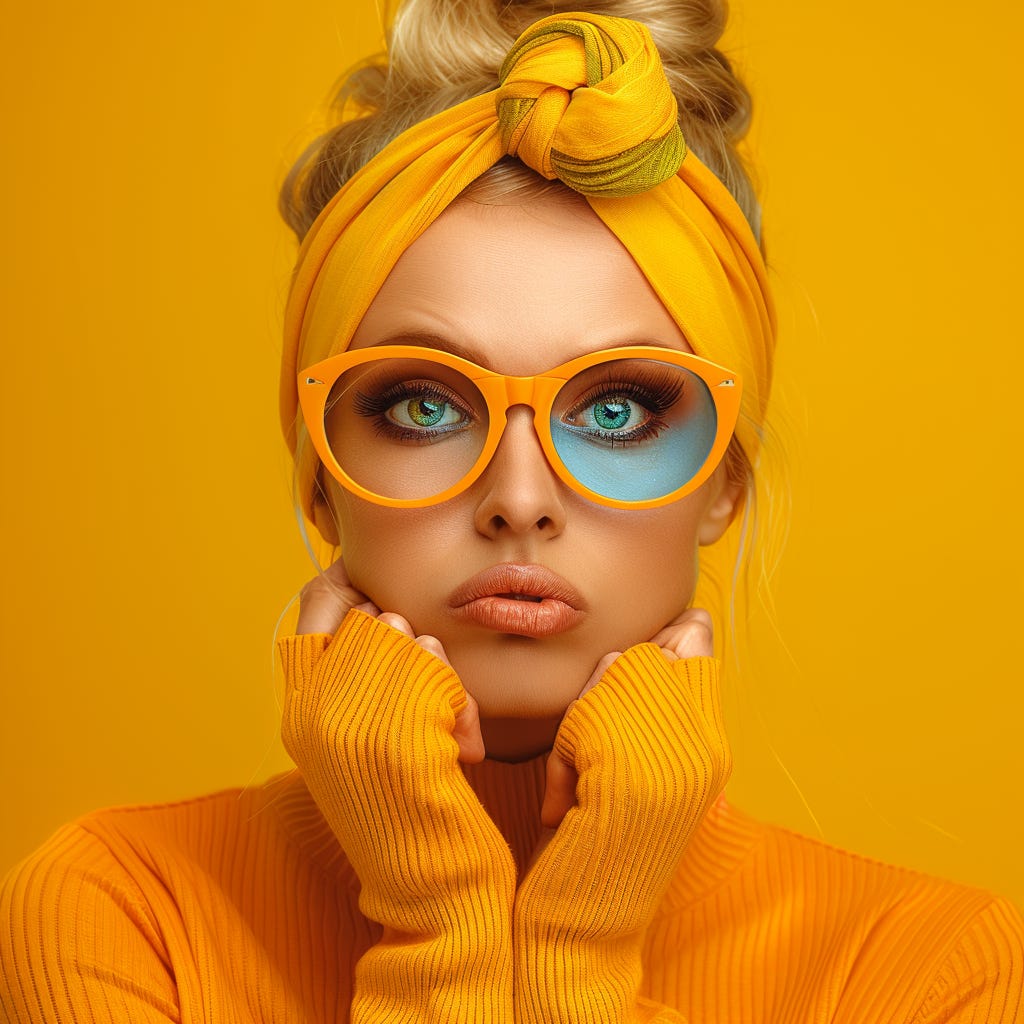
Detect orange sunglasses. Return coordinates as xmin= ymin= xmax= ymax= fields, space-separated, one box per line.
xmin=298 ymin=345 xmax=741 ymax=510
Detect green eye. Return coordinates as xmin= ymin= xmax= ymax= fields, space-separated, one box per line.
xmin=407 ymin=398 xmax=446 ymax=426
xmin=593 ymin=400 xmax=632 ymax=430
xmin=385 ymin=391 xmax=466 ymax=430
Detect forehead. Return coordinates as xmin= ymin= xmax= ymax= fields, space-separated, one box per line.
xmin=347 ymin=196 xmax=690 ymax=374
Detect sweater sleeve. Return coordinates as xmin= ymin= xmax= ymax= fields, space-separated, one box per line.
xmin=513 ymin=643 xmax=729 ymax=1024
xmin=278 ymin=608 xmax=516 ymax=1024
xmin=911 ymin=897 xmax=1024 ymax=1024
xmin=0 ymin=823 xmax=180 ymax=1024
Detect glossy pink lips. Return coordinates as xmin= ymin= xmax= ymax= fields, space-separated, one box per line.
xmin=449 ymin=563 xmax=584 ymax=638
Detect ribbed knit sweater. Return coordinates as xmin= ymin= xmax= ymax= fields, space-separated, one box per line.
xmin=2 ymin=611 xmax=1022 ymax=1022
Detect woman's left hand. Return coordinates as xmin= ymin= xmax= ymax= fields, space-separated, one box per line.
xmin=539 ymin=606 xmax=721 ymax=829
xmin=512 ymin=607 xmax=730 ymax=1023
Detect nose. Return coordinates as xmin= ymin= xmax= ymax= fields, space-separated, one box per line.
xmin=472 ymin=406 xmax=568 ymax=540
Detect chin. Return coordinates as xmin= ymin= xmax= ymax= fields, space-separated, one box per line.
xmin=447 ymin=639 xmax=589 ymax=721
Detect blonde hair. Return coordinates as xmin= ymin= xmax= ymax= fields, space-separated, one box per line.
xmin=280 ymin=0 xmax=758 ymax=242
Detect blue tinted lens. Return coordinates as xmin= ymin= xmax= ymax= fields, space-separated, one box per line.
xmin=550 ymin=358 xmax=717 ymax=502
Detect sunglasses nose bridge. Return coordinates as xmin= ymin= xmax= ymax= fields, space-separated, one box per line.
xmin=484 ymin=375 xmax=556 ymax=467
xmin=501 ymin=375 xmax=538 ymax=410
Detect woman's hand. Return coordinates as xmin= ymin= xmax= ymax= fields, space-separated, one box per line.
xmin=512 ymin=607 xmax=729 ymax=1023
xmin=539 ymin=606 xmax=718 ymax=829
xmin=280 ymin=557 xmax=514 ymax=1020
xmin=295 ymin=558 xmax=485 ymax=763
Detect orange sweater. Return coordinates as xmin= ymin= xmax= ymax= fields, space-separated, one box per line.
xmin=2 ymin=612 xmax=1022 ymax=1022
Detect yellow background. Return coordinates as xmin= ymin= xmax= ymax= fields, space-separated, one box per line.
xmin=2 ymin=1 xmax=1021 ymax=910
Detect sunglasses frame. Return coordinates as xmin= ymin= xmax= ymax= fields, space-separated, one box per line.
xmin=298 ymin=345 xmax=742 ymax=510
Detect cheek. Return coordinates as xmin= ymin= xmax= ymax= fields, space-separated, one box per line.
xmin=606 ymin=512 xmax=702 ymax=605
xmin=332 ymin=493 xmax=463 ymax=611
xmin=572 ymin=501 xmax=707 ymax=648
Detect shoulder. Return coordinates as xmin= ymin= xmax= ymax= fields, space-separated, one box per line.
xmin=3 ymin=771 xmax=356 ymax=911
xmin=0 ymin=773 xmax=361 ymax=1023
xmin=24 ymin=770 xmax=351 ymax=873
xmin=769 ymin=820 xmax=1024 ymax=1021
xmin=655 ymin=800 xmax=1024 ymax=1022
xmin=1 ymin=813 xmax=181 ymax=1021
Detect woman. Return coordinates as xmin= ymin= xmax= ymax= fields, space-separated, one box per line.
xmin=2 ymin=1 xmax=1021 ymax=1021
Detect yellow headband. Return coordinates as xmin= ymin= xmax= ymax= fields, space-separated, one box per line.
xmin=281 ymin=12 xmax=775 ymax=519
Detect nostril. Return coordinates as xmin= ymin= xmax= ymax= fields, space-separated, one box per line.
xmin=474 ymin=423 xmax=567 ymax=538
xmin=486 ymin=512 xmax=555 ymax=535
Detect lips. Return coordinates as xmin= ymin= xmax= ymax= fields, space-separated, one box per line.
xmin=449 ymin=563 xmax=585 ymax=638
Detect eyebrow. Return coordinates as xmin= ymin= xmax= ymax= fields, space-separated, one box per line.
xmin=366 ymin=330 xmax=678 ymax=362
xmin=367 ymin=331 xmax=484 ymax=362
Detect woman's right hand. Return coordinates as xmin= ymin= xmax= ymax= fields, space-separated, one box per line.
xmin=294 ymin=558 xmax=485 ymax=764
xmin=279 ymin=557 xmax=515 ymax=1020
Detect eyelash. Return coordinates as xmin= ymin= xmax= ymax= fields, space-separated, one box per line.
xmin=352 ymin=380 xmax=474 ymax=441
xmin=562 ymin=374 xmax=684 ymax=444
xmin=348 ymin=368 xmax=684 ymax=446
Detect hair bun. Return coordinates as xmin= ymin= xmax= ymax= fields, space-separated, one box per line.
xmin=496 ymin=14 xmax=686 ymax=195
xmin=281 ymin=0 xmax=756 ymax=240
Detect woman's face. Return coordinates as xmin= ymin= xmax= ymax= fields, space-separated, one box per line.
xmin=325 ymin=194 xmax=739 ymax=757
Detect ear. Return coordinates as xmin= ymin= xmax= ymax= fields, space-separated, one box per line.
xmin=697 ymin=470 xmax=744 ymax=546
xmin=311 ymin=472 xmax=341 ymax=546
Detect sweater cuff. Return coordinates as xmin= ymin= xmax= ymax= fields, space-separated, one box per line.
xmin=555 ymin=643 xmax=722 ymax=775
xmin=278 ymin=609 xmax=516 ymax=1020
xmin=278 ymin=607 xmax=467 ymax=719
xmin=514 ymin=644 xmax=718 ymax=1024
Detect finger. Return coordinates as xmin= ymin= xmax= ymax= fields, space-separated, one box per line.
xmin=296 ymin=558 xmax=375 ymax=635
xmin=376 ymin=611 xmax=414 ymax=636
xmin=414 ymin=633 xmax=451 ymax=666
xmin=452 ymin=691 xmax=486 ymax=764
xmin=413 ymin=633 xmax=483 ymax=762
xmin=540 ymin=751 xmax=578 ymax=828
xmin=577 ymin=651 xmax=621 ymax=700
xmin=650 ymin=607 xmax=714 ymax=661
xmin=540 ymin=649 xmax=619 ymax=831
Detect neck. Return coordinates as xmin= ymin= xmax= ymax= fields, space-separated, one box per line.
xmin=479 ymin=715 xmax=561 ymax=762
xmin=460 ymin=750 xmax=548 ymax=876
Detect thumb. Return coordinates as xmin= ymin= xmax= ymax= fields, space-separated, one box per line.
xmin=296 ymin=557 xmax=379 ymax=635
xmin=539 ymin=651 xmax=620 ymax=828
xmin=407 ymin=627 xmax=485 ymax=766
xmin=650 ymin=607 xmax=714 ymax=662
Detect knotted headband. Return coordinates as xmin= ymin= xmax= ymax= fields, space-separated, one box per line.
xmin=281 ymin=12 xmax=776 ymax=521
xmin=496 ymin=17 xmax=685 ymax=194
